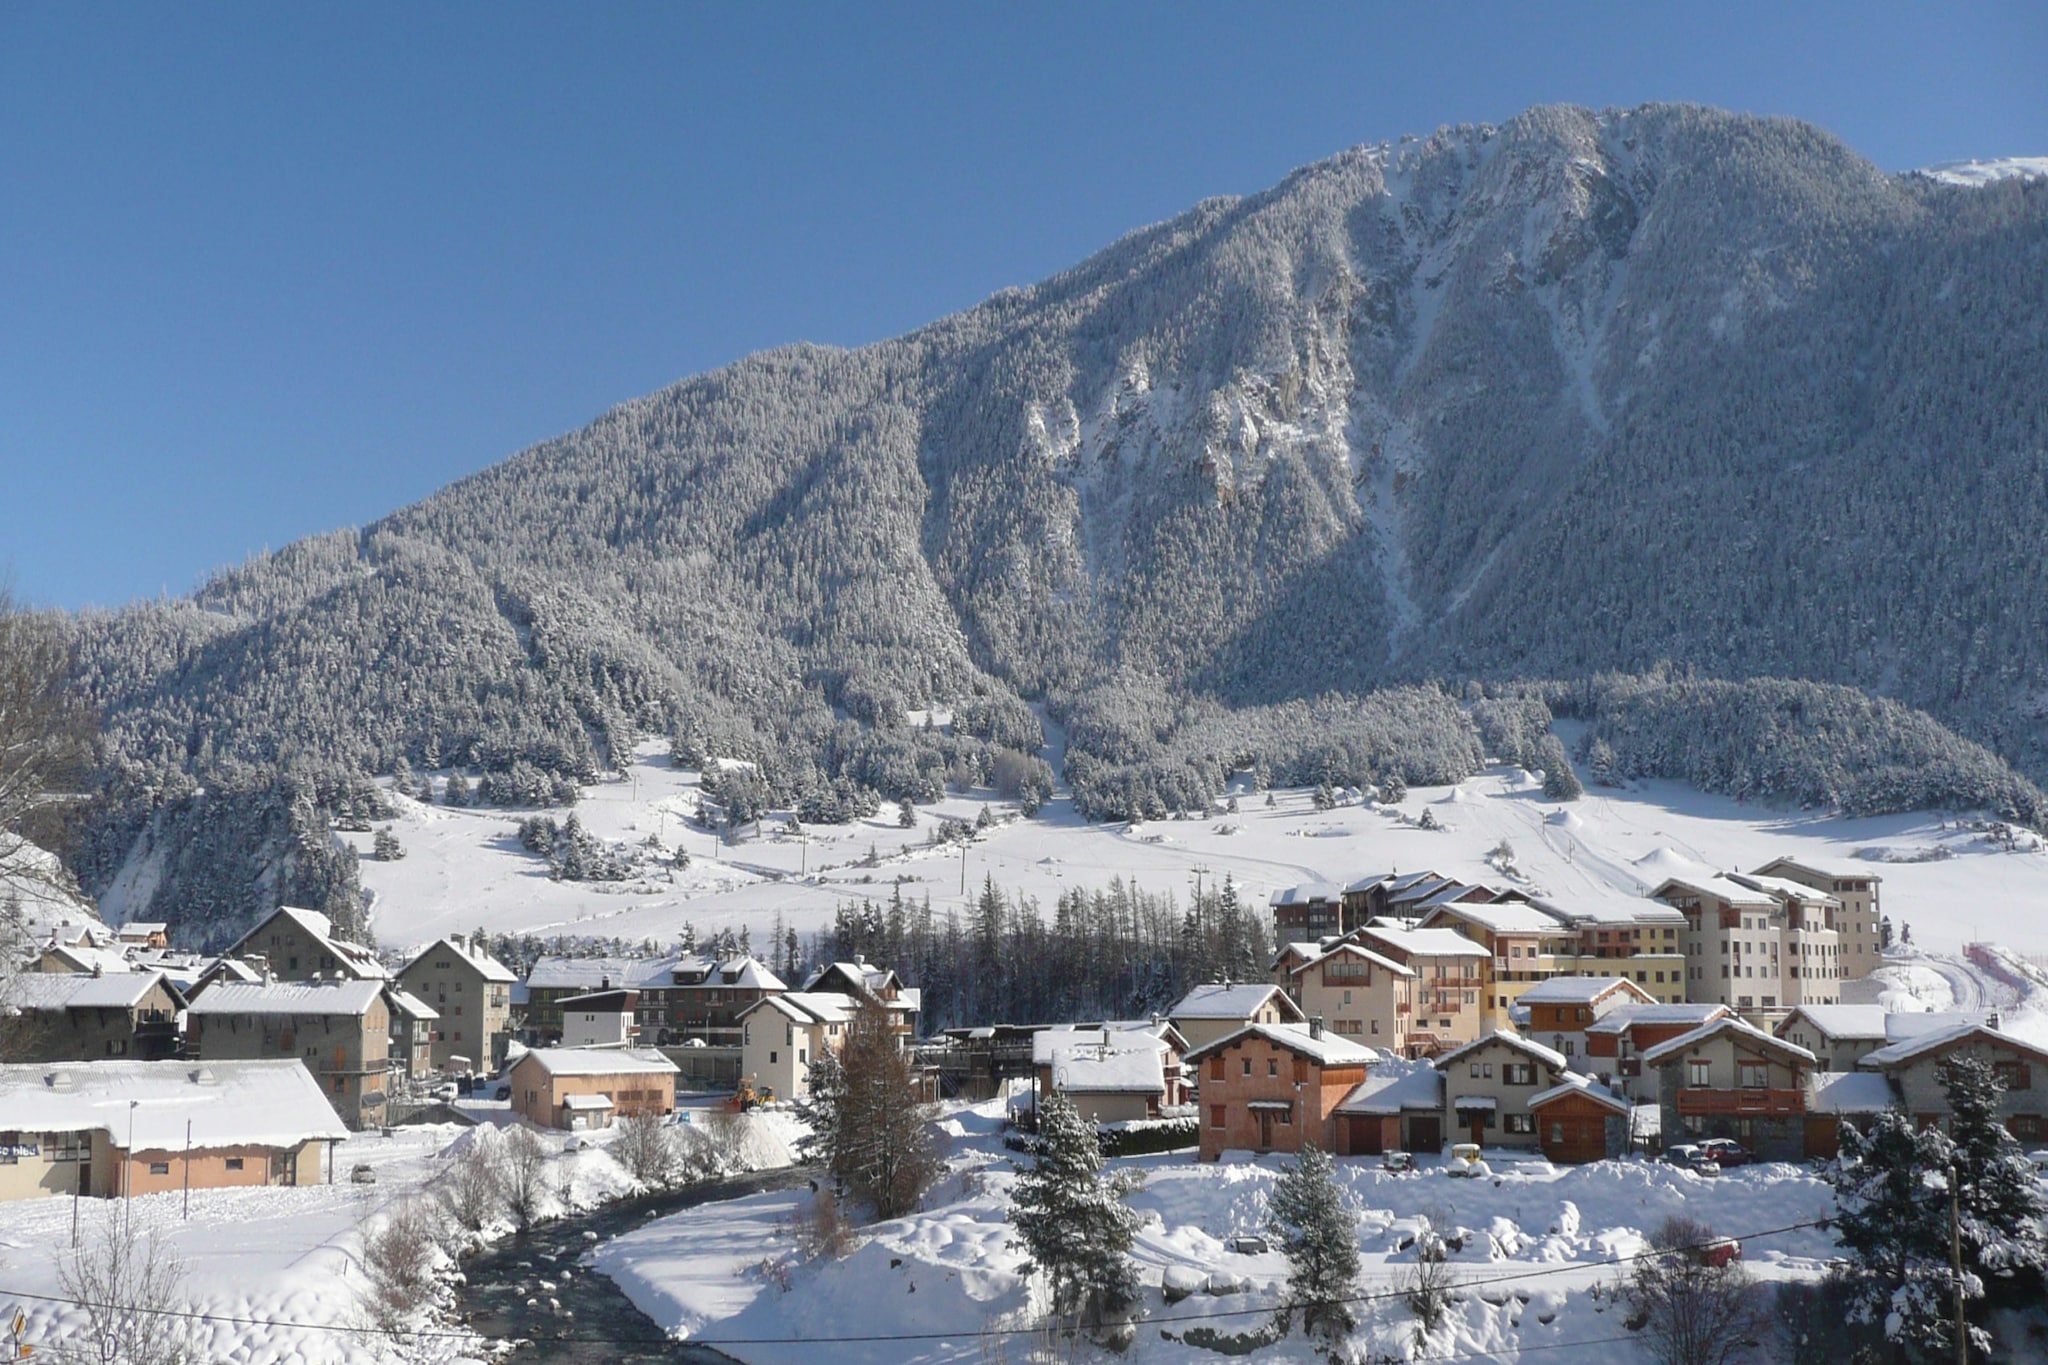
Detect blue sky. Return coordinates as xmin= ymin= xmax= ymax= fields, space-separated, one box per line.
xmin=4 ymin=4 xmax=2044 ymax=609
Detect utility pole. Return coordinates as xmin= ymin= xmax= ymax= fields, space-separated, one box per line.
xmin=1949 ymin=1163 xmax=1968 ymax=1365
xmin=183 ymin=1118 xmax=192 ymax=1219
xmin=959 ymin=843 xmax=967 ymax=897
xmin=124 ymin=1100 xmax=137 ymax=1242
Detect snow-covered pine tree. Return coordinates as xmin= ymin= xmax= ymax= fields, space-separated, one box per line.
xmin=794 ymin=1044 xmax=846 ymax=1179
xmin=1831 ymin=1107 xmax=1957 ymax=1355
xmin=1267 ymin=1142 xmax=1359 ymax=1340
xmin=1940 ymin=1056 xmax=2048 ymax=1305
xmin=1008 ymin=1090 xmax=1143 ymax=1338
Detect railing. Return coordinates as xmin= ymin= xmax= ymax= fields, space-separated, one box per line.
xmin=1675 ymin=1087 xmax=1804 ymax=1117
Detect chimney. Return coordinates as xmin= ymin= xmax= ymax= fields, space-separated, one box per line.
xmin=600 ymin=976 xmax=611 ymax=991
xmin=1309 ymin=1015 xmax=1324 ymax=1039
xmin=92 ymin=963 xmax=103 ymax=979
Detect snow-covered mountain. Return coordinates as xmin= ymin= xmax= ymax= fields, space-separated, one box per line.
xmin=63 ymin=102 xmax=2048 ymax=945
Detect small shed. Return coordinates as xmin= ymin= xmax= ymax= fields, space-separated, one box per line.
xmin=1529 ymin=1076 xmax=1631 ymax=1164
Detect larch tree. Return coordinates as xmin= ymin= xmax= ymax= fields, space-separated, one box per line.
xmin=832 ymin=1001 xmax=939 ymax=1219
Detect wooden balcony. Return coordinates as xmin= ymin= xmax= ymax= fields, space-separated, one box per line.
xmin=1675 ymin=1087 xmax=1805 ymax=1117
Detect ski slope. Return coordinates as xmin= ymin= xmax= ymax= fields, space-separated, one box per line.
xmin=350 ymin=743 xmax=2048 ymax=963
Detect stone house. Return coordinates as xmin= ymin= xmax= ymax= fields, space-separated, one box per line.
xmin=1184 ymin=1022 xmax=1378 ymax=1161
xmin=508 ymin=1047 xmax=678 ymax=1130
xmin=1856 ymin=1023 xmax=2048 ymax=1145
xmin=186 ymin=978 xmax=392 ymax=1129
xmin=381 ymin=986 xmax=439 ymax=1079
xmin=1169 ymin=982 xmax=1307 ymax=1052
xmin=1775 ymin=1004 xmax=1888 ymax=1073
xmin=0 ymin=970 xmax=185 ymax=1062
xmin=396 ymin=935 xmax=516 ymax=1069
xmin=216 ymin=907 xmax=387 ymax=983
xmin=1644 ymin=1016 xmax=1817 ymax=1160
xmin=0 ymin=1059 xmax=348 ymax=1201
xmin=1433 ymin=1032 xmax=1572 ymax=1150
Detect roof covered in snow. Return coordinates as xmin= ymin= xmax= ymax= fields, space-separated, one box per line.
xmin=741 ymin=992 xmax=855 ymax=1028
xmin=1518 ymin=976 xmax=1652 ymax=1006
xmin=1051 ymin=1040 xmax=1167 ymax=1095
xmin=1270 ymin=882 xmax=1344 ymax=906
xmin=1529 ymin=1074 xmax=1632 ymax=1114
xmin=1641 ymin=1016 xmax=1815 ymax=1067
xmin=1169 ymin=983 xmax=1305 ymax=1021
xmin=1858 ymin=1022 xmax=2048 ymax=1070
xmin=1352 ymin=926 xmax=1491 ymax=959
xmin=2 ymin=970 xmax=176 ymax=1012
xmin=1586 ymin=1003 xmax=1730 ymax=1035
xmin=1807 ymin=1071 xmax=1897 ymax=1114
xmin=188 ymin=978 xmax=386 ymax=1017
xmin=227 ymin=907 xmax=389 ymax=979
xmin=1885 ymin=1011 xmax=2000 ymax=1042
xmin=1727 ymin=873 xmax=1839 ymax=906
xmin=0 ymin=1059 xmax=349 ymax=1149
xmin=1418 ymin=900 xmax=1564 ymax=934
xmin=401 ymin=936 xmax=518 ymax=983
xmin=1776 ymin=1004 xmax=1888 ymax=1042
xmin=1033 ymin=1023 xmax=1176 ymax=1067
xmin=1433 ymin=1030 xmax=1569 ymax=1072
xmin=381 ymin=986 xmax=439 ymax=1021
xmin=516 ymin=1046 xmax=680 ymax=1077
xmin=1336 ymin=1063 xmax=1442 ymax=1115
xmin=1182 ymin=1021 xmax=1380 ymax=1068
xmin=525 ymin=956 xmax=671 ymax=991
xmin=1292 ymin=942 xmax=1414 ymax=979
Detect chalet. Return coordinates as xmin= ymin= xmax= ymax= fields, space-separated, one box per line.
xmin=396 ymin=935 xmax=516 ymax=1069
xmin=216 ymin=907 xmax=387 ymax=983
xmin=1184 ymin=1022 xmax=1379 ymax=1161
xmin=1268 ymin=941 xmax=1327 ymax=987
xmin=800 ymin=960 xmax=918 ymax=1036
xmin=1527 ymin=1074 xmax=1633 ymax=1164
xmin=1343 ymin=925 xmax=1493 ymax=1054
xmin=508 ymin=1047 xmax=678 ymax=1130
xmin=0 ymin=970 xmax=185 ymax=1063
xmin=1332 ymin=1063 xmax=1445 ymax=1155
xmin=1775 ymin=1004 xmax=1888 ymax=1072
xmin=660 ymin=955 xmax=789 ymax=1044
xmin=557 ymin=989 xmax=639 ymax=1048
xmin=1031 ymin=1022 xmax=1187 ymax=1124
xmin=1856 ymin=1024 xmax=2048 ymax=1144
xmin=1644 ymin=1016 xmax=1817 ymax=1160
xmin=186 ymin=977 xmax=392 ymax=1128
xmin=1584 ymin=1002 xmax=1731 ymax=1098
xmin=1433 ymin=1032 xmax=1571 ymax=1150
xmin=113 ymin=922 xmax=170 ymax=949
xmin=1169 ymin=982 xmax=1307 ymax=1052
xmin=1518 ymin=976 xmax=1656 ymax=1063
xmin=0 ymin=1059 xmax=349 ymax=1202
xmin=737 ymin=991 xmax=853 ymax=1102
xmin=1270 ymin=883 xmax=1350 ymax=941
xmin=1283 ymin=941 xmax=1415 ymax=1051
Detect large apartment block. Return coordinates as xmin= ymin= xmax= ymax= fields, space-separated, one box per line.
xmin=1649 ymin=867 xmax=1842 ymax=1026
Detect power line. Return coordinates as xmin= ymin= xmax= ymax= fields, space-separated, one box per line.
xmin=1 ymin=1214 xmax=1833 ymax=1350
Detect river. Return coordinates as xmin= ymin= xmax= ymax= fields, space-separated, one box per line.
xmin=457 ymin=1165 xmax=814 ymax=1363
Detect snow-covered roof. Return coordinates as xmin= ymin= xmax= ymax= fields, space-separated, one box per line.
xmin=1336 ymin=1063 xmax=1442 ymax=1115
xmin=1644 ymin=870 xmax=1778 ymax=909
xmin=1353 ymin=926 xmax=1491 ymax=959
xmin=802 ymin=961 xmax=908 ymax=1007
xmin=187 ymin=979 xmax=386 ymax=1018
xmin=1169 ymin=983 xmax=1305 ymax=1021
xmin=1518 ymin=976 xmax=1652 ymax=1006
xmin=1807 ymin=1071 xmax=1897 ymax=1114
xmin=0 ymin=1059 xmax=349 ymax=1149
xmin=1753 ymin=856 xmax=1877 ymax=884
xmin=1586 ymin=1003 xmax=1729 ymax=1036
xmin=1433 ymin=1030 xmax=1569 ymax=1073
xmin=1885 ymin=1011 xmax=2000 ymax=1042
xmin=1776 ymin=1004 xmax=1888 ymax=1042
xmin=1641 ymin=1017 xmax=1815 ymax=1067
xmin=1032 ymin=1023 xmax=1175 ymax=1068
xmin=1528 ymin=1074 xmax=1632 ymax=1115
xmin=1051 ymin=1041 xmax=1167 ymax=1095
xmin=561 ymin=1093 xmax=614 ymax=1111
xmin=1858 ymin=1023 xmax=2048 ymax=1070
xmin=517 ymin=1047 xmax=680 ymax=1077
xmin=1270 ymin=882 xmax=1345 ymax=906
xmin=1529 ymin=894 xmax=1686 ymax=927
xmin=1342 ymin=873 xmax=1395 ymax=894
xmin=1182 ymin=1021 xmax=1379 ymax=1068
xmin=402 ymin=936 xmax=518 ymax=984
xmin=741 ymin=992 xmax=854 ymax=1028
xmin=381 ymin=986 xmax=439 ymax=1021
xmin=1291 ymin=942 xmax=1414 ymax=979
xmin=1420 ymin=900 xmax=1562 ymax=934
xmin=1270 ymin=941 xmax=1326 ymax=967
xmin=41 ymin=943 xmax=137 ymax=975
xmin=116 ymin=921 xmax=168 ymax=936
xmin=234 ymin=907 xmax=390 ymax=979
xmin=1728 ymin=873 xmax=1839 ymax=906
xmin=2 ymin=970 xmax=174 ymax=1012
xmin=525 ymin=956 xmax=672 ymax=991
xmin=1448 ymin=1094 xmax=1497 ymax=1110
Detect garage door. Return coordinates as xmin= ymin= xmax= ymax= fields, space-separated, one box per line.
xmin=1407 ymin=1115 xmax=1442 ymax=1153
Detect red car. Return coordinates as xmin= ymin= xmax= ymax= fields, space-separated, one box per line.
xmin=1696 ymin=1139 xmax=1752 ymax=1168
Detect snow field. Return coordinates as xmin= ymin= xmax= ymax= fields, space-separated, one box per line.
xmin=354 ymin=744 xmax=2048 ymax=961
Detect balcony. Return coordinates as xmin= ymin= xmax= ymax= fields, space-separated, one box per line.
xmin=1675 ymin=1087 xmax=1805 ymax=1117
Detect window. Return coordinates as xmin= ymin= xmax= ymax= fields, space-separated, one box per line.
xmin=1277 ymin=1106 xmax=1291 ymax=1126
xmin=149 ymin=1161 xmax=170 ymax=1175
xmin=1268 ymin=1059 xmax=1278 ymax=1078
xmin=1209 ymin=1104 xmax=1226 ymax=1129
xmin=2009 ymin=1114 xmax=2044 ymax=1141
xmin=1562 ymin=1040 xmax=1575 ymax=1056
xmin=1209 ymin=1057 xmax=1225 ymax=1081
xmin=1686 ymin=1059 xmax=1711 ymax=1087
xmin=1242 ymin=1059 xmax=1251 ymax=1077
xmin=1739 ymin=1061 xmax=1769 ymax=1089
xmin=1504 ymin=1063 xmax=1534 ymax=1085
xmin=225 ymin=1158 xmax=244 ymax=1171
xmin=769 ymin=1051 xmax=778 ymax=1065
xmin=1483 ymin=1062 xmax=1493 ymax=1078
xmin=1370 ymin=1020 xmax=1380 ymax=1035
xmin=332 ymin=1077 xmax=345 ymax=1094
xmin=1470 ymin=1063 xmax=1482 ymax=1079
xmin=1993 ymin=1061 xmax=2031 ymax=1091
xmin=1504 ymin=1113 xmax=1535 ymax=1134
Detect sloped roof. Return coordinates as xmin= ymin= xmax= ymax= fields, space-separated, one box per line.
xmin=1518 ymin=976 xmax=1654 ymax=1007
xmin=525 ymin=955 xmax=672 ymax=991
xmin=1807 ymin=1071 xmax=1897 ymax=1114
xmin=1433 ymin=1030 xmax=1569 ymax=1073
xmin=1051 ymin=1040 xmax=1167 ymax=1095
xmin=1886 ymin=1011 xmax=2000 ymax=1042
xmin=1777 ymin=1004 xmax=1888 ymax=1042
xmin=1642 ymin=1016 xmax=1816 ymax=1067
xmin=239 ymin=907 xmax=390 ymax=979
xmin=1182 ymin=1021 xmax=1380 ymax=1068
xmin=1754 ymin=856 xmax=1877 ymax=884
xmin=402 ymin=936 xmax=518 ymax=983
xmin=517 ymin=1046 xmax=680 ymax=1077
xmin=1353 ymin=926 xmax=1491 ymax=959
xmin=1270 ymin=882 xmax=1345 ymax=906
xmin=741 ymin=991 xmax=855 ymax=1027
xmin=1291 ymin=942 xmax=1415 ymax=979
xmin=1858 ymin=1023 xmax=2048 ymax=1070
xmin=381 ymin=986 xmax=439 ymax=1021
xmin=1336 ymin=1063 xmax=1443 ymax=1114
xmin=1420 ymin=900 xmax=1565 ymax=934
xmin=558 ymin=988 xmax=637 ymax=1012
xmin=187 ymin=978 xmax=385 ymax=1018
xmin=1032 ymin=1023 xmax=1176 ymax=1067
xmin=0 ymin=1059 xmax=349 ymax=1149
xmin=1529 ymin=1074 xmax=1632 ymax=1115
xmin=1170 ymin=982 xmax=1306 ymax=1021
xmin=1586 ymin=1003 xmax=1729 ymax=1036
xmin=1728 ymin=872 xmax=1840 ymax=906
xmin=2 ymin=970 xmax=174 ymax=1012
xmin=1645 ymin=872 xmax=1778 ymax=909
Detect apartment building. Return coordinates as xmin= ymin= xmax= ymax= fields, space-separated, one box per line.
xmin=1344 ymin=925 xmax=1492 ymax=1055
xmin=1283 ymin=941 xmax=1415 ymax=1052
xmin=396 ymin=935 xmax=516 ymax=1069
xmin=216 ymin=907 xmax=387 ymax=983
xmin=1751 ymin=857 xmax=1884 ymax=978
xmin=186 ymin=978 xmax=392 ymax=1128
xmin=1648 ymin=867 xmax=1840 ymax=1025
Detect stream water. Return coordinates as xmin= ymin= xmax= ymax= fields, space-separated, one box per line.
xmin=458 ymin=1165 xmax=813 ymax=1363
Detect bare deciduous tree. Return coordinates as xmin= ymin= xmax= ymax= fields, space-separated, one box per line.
xmin=438 ymin=1135 xmax=503 ymax=1233
xmin=1627 ymin=1216 xmax=1768 ymax=1365
xmin=57 ymin=1210 xmax=197 ymax=1365
xmin=614 ymin=1111 xmax=685 ymax=1190
xmin=500 ymin=1125 xmax=551 ymax=1229
xmin=357 ymin=1197 xmax=449 ymax=1337
xmin=832 ymin=1002 xmax=940 ymax=1219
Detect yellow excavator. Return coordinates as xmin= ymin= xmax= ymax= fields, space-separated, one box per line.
xmin=730 ymin=1076 xmax=776 ymax=1111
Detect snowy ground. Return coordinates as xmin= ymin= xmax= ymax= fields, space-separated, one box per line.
xmin=0 ymin=1102 xmax=803 ymax=1364
xmin=591 ymin=1095 xmax=1848 ymax=1365
xmin=349 ymin=741 xmax=2048 ymax=962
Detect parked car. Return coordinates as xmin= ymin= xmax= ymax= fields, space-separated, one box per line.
xmin=1226 ymin=1235 xmax=1270 ymax=1255
xmin=1446 ymin=1143 xmax=1491 ymax=1179
xmin=1691 ymin=1236 xmax=1742 ymax=1269
xmin=1380 ymin=1151 xmax=1416 ymax=1174
xmin=1697 ymin=1138 xmax=1752 ymax=1167
xmin=493 ymin=1083 xmax=511 ymax=1101
xmin=349 ymin=1164 xmax=376 ymax=1185
xmin=1664 ymin=1144 xmax=1721 ymax=1176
